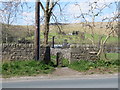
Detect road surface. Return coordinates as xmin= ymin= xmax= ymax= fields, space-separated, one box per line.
xmin=2 ymin=76 xmax=118 ymax=88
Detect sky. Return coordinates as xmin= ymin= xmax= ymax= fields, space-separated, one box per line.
xmin=0 ymin=0 xmax=119 ymax=25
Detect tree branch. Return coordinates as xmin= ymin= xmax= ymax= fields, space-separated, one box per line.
xmin=46 ymin=0 xmax=50 ymax=11
xmin=49 ymin=0 xmax=60 ymax=16
xmin=52 ymin=13 xmax=62 ymax=33
xmin=39 ymin=2 xmax=45 ymax=13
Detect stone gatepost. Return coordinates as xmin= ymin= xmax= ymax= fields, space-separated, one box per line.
xmin=56 ymin=52 xmax=63 ymax=67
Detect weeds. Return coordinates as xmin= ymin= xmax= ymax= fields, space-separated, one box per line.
xmin=68 ymin=59 xmax=119 ymax=73
xmin=2 ymin=53 xmax=119 ymax=78
xmin=2 ymin=60 xmax=54 ymax=78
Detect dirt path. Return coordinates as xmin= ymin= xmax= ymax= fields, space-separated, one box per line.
xmin=52 ymin=67 xmax=82 ymax=76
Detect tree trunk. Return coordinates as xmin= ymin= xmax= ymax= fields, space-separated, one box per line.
xmin=43 ymin=12 xmax=51 ymax=64
xmin=44 ymin=13 xmax=50 ymax=46
xmin=98 ymin=45 xmax=107 ymax=60
xmin=97 ymin=43 xmax=108 ymax=60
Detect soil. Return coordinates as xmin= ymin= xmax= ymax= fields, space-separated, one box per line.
xmin=51 ymin=67 xmax=82 ymax=76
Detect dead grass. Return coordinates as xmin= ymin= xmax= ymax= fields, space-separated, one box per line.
xmin=48 ymin=22 xmax=118 ymax=36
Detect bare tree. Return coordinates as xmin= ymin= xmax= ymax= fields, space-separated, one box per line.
xmin=75 ymin=1 xmax=119 ymax=60
xmin=0 ymin=1 xmax=30 ymax=43
xmin=1 ymin=1 xmax=19 ymax=43
xmin=39 ymin=0 xmax=60 ymax=45
xmin=0 ymin=1 xmax=29 ymax=25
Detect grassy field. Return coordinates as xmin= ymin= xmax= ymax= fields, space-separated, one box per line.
xmin=2 ymin=22 xmax=118 ymax=44
xmin=41 ymin=23 xmax=118 ymax=44
xmin=47 ymin=33 xmax=118 ymax=44
xmin=106 ymin=53 xmax=119 ymax=60
xmin=37 ymin=30 xmax=118 ymax=45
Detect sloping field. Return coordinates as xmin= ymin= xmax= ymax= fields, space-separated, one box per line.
xmin=48 ymin=22 xmax=118 ymax=36
xmin=1 ymin=22 xmax=118 ymax=44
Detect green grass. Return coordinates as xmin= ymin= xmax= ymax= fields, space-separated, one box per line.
xmin=84 ymin=33 xmax=118 ymax=44
xmin=106 ymin=53 xmax=119 ymax=60
xmin=3 ymin=22 xmax=118 ymax=44
xmin=68 ymin=53 xmax=119 ymax=74
xmin=51 ymin=53 xmax=119 ymax=74
xmin=68 ymin=59 xmax=119 ymax=73
xmin=2 ymin=53 xmax=119 ymax=78
xmin=2 ymin=56 xmax=69 ymax=78
xmin=44 ymin=32 xmax=118 ymax=44
xmin=2 ymin=60 xmax=55 ymax=78
xmin=36 ymin=26 xmax=118 ymax=44
xmin=45 ymin=23 xmax=118 ymax=44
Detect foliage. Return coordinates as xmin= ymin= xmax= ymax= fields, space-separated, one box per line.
xmin=68 ymin=59 xmax=119 ymax=73
xmin=2 ymin=60 xmax=54 ymax=78
xmin=68 ymin=53 xmax=119 ymax=74
xmin=1 ymin=53 xmax=119 ymax=78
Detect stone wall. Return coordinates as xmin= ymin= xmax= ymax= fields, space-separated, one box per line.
xmin=2 ymin=43 xmax=119 ymax=61
xmin=2 ymin=44 xmax=50 ymax=61
xmin=70 ymin=47 xmax=98 ymax=62
xmin=51 ymin=44 xmax=119 ymax=62
xmin=51 ymin=48 xmax=71 ymax=59
xmin=51 ymin=45 xmax=99 ymax=62
xmin=2 ymin=44 xmax=35 ymax=61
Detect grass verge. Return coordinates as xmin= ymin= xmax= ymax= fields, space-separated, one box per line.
xmin=68 ymin=59 xmax=119 ymax=74
xmin=2 ymin=60 xmax=55 ymax=78
xmin=2 ymin=53 xmax=119 ymax=78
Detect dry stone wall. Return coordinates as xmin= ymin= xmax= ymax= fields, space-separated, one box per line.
xmin=70 ymin=47 xmax=98 ymax=62
xmin=51 ymin=48 xmax=71 ymax=60
xmin=2 ymin=44 xmax=35 ymax=61
xmin=2 ymin=44 xmax=50 ymax=61
xmin=51 ymin=45 xmax=99 ymax=62
xmin=2 ymin=44 xmax=119 ymax=61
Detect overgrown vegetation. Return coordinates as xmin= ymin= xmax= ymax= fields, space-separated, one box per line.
xmin=51 ymin=53 xmax=119 ymax=74
xmin=68 ymin=59 xmax=119 ymax=73
xmin=68 ymin=53 xmax=119 ymax=74
xmin=2 ymin=53 xmax=119 ymax=78
xmin=2 ymin=60 xmax=54 ymax=78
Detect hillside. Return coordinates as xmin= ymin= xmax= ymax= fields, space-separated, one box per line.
xmin=49 ymin=22 xmax=118 ymax=36
xmin=1 ymin=23 xmax=35 ymax=43
xmin=1 ymin=22 xmax=118 ymax=44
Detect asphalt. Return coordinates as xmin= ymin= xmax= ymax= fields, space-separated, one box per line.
xmin=1 ymin=74 xmax=119 ymax=88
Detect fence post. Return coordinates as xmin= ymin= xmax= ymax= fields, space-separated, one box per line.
xmin=52 ymin=36 xmax=55 ymax=48
xmin=56 ymin=52 xmax=63 ymax=67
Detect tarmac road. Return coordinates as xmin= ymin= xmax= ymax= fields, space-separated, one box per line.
xmin=2 ymin=75 xmax=118 ymax=88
